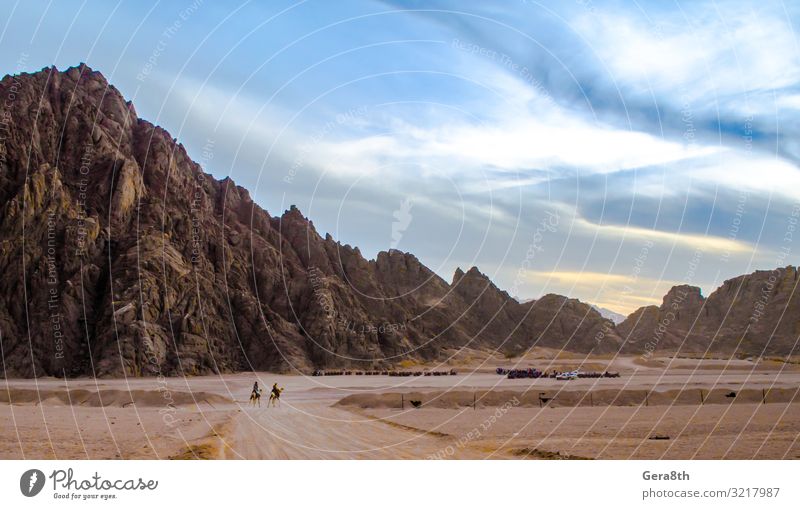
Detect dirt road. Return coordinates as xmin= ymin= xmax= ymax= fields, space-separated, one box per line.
xmin=226 ymin=401 xmax=493 ymax=459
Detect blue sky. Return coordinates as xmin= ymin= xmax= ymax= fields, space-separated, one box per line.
xmin=3 ymin=0 xmax=799 ymax=313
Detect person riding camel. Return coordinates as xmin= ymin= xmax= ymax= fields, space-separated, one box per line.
xmin=248 ymin=381 xmax=263 ymax=407
xmin=268 ymin=382 xmax=284 ymax=407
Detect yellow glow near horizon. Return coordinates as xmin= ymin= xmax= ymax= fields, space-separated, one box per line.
xmin=527 ymin=270 xmax=681 ymax=315
xmin=574 ymin=217 xmax=753 ymax=255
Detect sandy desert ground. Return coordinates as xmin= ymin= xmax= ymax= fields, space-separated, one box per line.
xmin=1 ymin=354 xmax=799 ymax=459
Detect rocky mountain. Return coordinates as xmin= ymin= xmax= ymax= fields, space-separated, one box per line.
xmin=1 ymin=65 xmax=795 ymax=378
xmin=0 ymin=65 xmax=621 ymax=378
xmin=618 ymin=267 xmax=800 ymax=357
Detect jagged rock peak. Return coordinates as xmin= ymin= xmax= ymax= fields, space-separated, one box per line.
xmin=465 ymin=266 xmax=488 ymax=278
xmin=375 ymin=249 xmax=423 ymax=269
xmin=452 ymin=266 xmax=490 ymax=284
xmin=661 ymin=284 xmax=704 ymax=308
xmin=281 ymin=204 xmax=307 ymax=220
xmin=63 ymin=62 xmax=104 ymax=79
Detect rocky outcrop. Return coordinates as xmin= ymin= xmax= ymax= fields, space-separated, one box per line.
xmin=449 ymin=267 xmax=623 ymax=355
xmin=617 ymin=285 xmax=705 ymax=353
xmin=619 ymin=268 xmax=800 ymax=356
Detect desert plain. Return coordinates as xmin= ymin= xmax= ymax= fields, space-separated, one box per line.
xmin=2 ymin=351 xmax=799 ymax=460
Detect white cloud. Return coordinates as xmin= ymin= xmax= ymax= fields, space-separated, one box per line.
xmin=626 ymin=148 xmax=800 ymax=202
xmin=308 ymin=95 xmax=716 ymax=179
xmin=776 ymin=95 xmax=800 ymax=110
xmin=573 ymin=7 xmax=800 ymax=103
xmin=690 ymin=151 xmax=800 ymax=200
xmin=161 ymin=59 xmax=718 ymax=184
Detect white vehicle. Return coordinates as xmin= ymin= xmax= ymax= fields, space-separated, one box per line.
xmin=555 ymin=370 xmax=579 ymax=380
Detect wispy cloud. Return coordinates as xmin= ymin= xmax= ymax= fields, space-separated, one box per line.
xmin=571 ymin=215 xmax=754 ymax=254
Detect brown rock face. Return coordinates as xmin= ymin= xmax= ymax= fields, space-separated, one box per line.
xmin=617 ymin=285 xmax=706 ymax=353
xmin=0 ymin=65 xmax=624 ymax=377
xmin=619 ymin=268 xmax=800 ymax=356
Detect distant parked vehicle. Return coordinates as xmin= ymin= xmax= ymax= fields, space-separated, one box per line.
xmin=555 ymin=370 xmax=579 ymax=380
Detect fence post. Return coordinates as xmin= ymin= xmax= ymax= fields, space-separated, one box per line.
xmin=401 ymin=394 xmax=404 ymax=409
xmin=699 ymin=389 xmax=704 ymax=405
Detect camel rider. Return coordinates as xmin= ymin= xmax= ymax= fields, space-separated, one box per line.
xmin=252 ymin=381 xmax=260 ymax=397
xmin=271 ymin=383 xmax=280 ymax=398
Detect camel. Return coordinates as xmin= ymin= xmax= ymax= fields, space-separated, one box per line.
xmin=268 ymin=387 xmax=284 ymax=407
xmin=249 ymin=388 xmax=262 ymax=407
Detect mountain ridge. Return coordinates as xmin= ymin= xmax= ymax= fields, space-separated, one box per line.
xmin=618 ymin=267 xmax=800 ymax=356
xmin=0 ymin=64 xmax=620 ymax=377
xmin=0 ymin=64 xmax=797 ymax=378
